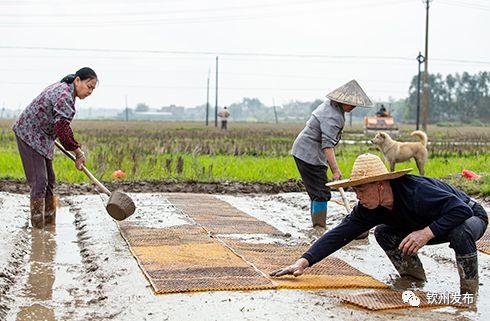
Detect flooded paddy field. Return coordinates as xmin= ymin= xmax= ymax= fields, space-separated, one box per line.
xmin=1 ymin=191 xmax=489 ymax=321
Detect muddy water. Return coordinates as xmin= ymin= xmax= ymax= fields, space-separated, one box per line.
xmin=12 ymin=228 xmax=57 ymax=320
xmin=6 ymin=202 xmax=95 ymax=320
xmin=1 ymin=192 xmax=489 ymax=321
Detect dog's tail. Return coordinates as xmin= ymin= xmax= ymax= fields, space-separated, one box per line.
xmin=410 ymin=130 xmax=428 ymax=147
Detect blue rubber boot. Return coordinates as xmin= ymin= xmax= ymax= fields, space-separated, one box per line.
xmin=311 ymin=201 xmax=327 ymax=228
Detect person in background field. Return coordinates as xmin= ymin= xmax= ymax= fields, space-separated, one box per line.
xmin=12 ymin=67 xmax=98 ymax=228
xmin=218 ymin=106 xmax=230 ymax=130
xmin=271 ymin=154 xmax=488 ymax=295
xmin=376 ymin=104 xmax=388 ymax=117
xmin=291 ymin=80 xmax=373 ymax=228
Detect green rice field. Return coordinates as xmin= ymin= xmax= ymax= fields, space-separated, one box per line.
xmin=0 ymin=120 xmax=488 ymax=195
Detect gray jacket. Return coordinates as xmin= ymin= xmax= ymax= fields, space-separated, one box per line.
xmin=291 ymin=100 xmax=345 ymax=166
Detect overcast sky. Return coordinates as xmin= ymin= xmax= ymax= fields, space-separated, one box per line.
xmin=1 ymin=0 xmax=489 ymax=110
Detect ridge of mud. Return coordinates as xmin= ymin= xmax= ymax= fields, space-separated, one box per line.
xmin=63 ymin=199 xmax=120 ymax=320
xmin=0 ymin=229 xmax=30 ymax=320
xmin=0 ymin=179 xmax=304 ymax=196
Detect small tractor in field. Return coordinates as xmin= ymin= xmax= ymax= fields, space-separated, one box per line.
xmin=363 ymin=104 xmax=399 ymax=135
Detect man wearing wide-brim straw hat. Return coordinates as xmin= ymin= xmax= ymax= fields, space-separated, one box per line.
xmin=271 ymin=153 xmax=488 ymax=295
xmin=291 ymin=80 xmax=373 ymax=228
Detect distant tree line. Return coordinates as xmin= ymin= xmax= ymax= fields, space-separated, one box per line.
xmin=225 ymin=71 xmax=489 ymax=125
xmin=406 ymin=71 xmax=489 ymax=124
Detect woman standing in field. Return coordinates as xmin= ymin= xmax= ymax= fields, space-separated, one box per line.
xmin=291 ymin=80 xmax=372 ymax=228
xmin=12 ymin=67 xmax=98 ymax=228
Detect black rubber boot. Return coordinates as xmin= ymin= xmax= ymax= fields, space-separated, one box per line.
xmin=385 ymin=249 xmax=427 ymax=281
xmin=456 ymin=253 xmax=479 ymax=295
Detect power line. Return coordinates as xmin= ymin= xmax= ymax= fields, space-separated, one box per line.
xmin=0 ymin=0 xmax=411 ymax=27
xmin=0 ymin=81 xmax=408 ymax=94
xmin=0 ymin=67 xmax=410 ymax=83
xmin=1 ymin=46 xmax=490 ymax=65
xmin=0 ymin=0 xmax=346 ymax=17
xmin=0 ymin=45 xmax=413 ymax=60
xmin=439 ymin=0 xmax=490 ymax=11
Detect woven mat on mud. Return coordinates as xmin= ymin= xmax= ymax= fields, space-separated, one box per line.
xmin=119 ymin=194 xmax=387 ymax=293
xmin=477 ymin=227 xmax=490 ymax=254
xmin=119 ymin=224 xmax=387 ymax=293
xmin=334 ymin=290 xmax=469 ymax=310
xmin=224 ymin=241 xmax=388 ymax=290
xmin=165 ymin=193 xmax=282 ymax=235
xmin=118 ymin=223 xmax=275 ymax=293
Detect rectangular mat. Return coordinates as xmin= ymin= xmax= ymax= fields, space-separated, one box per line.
xmin=119 ymin=224 xmax=387 ymax=293
xmin=477 ymin=227 xmax=490 ymax=254
xmin=119 ymin=224 xmax=276 ymax=293
xmin=224 ymin=241 xmax=388 ymax=289
xmin=165 ymin=193 xmax=282 ymax=235
xmin=334 ymin=290 xmax=468 ymax=310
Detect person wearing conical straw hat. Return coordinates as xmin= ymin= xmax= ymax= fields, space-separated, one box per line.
xmin=271 ymin=153 xmax=487 ymax=295
xmin=291 ymin=80 xmax=373 ymax=228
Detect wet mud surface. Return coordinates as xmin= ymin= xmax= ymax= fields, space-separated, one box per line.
xmin=0 ymin=179 xmax=305 ymax=196
xmin=1 ymin=191 xmax=489 ymax=320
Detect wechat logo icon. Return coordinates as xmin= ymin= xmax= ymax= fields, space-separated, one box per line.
xmin=402 ymin=290 xmax=421 ymax=307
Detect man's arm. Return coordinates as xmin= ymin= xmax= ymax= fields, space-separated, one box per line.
xmin=399 ymin=187 xmax=474 ymax=255
xmin=271 ymin=206 xmax=379 ymax=277
xmin=427 ymin=197 xmax=473 ymax=237
xmin=302 ymin=209 xmax=377 ymax=266
xmin=413 ymin=184 xmax=474 ymax=238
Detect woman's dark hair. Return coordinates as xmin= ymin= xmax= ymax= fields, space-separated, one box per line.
xmin=61 ymin=67 xmax=98 ymax=84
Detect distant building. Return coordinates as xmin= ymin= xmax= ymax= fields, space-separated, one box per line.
xmin=160 ymin=105 xmax=185 ymax=116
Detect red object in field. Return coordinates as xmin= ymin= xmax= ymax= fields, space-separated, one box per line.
xmin=462 ymin=169 xmax=480 ymax=180
xmin=112 ymin=170 xmax=126 ymax=179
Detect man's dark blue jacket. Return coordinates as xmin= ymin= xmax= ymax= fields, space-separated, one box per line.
xmin=302 ymin=175 xmax=488 ymax=266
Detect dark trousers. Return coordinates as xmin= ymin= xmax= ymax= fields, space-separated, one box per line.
xmin=16 ymin=136 xmax=55 ymax=199
xmin=221 ymin=120 xmax=228 ymax=130
xmin=375 ymin=204 xmax=488 ymax=256
xmin=294 ymin=156 xmax=331 ymax=202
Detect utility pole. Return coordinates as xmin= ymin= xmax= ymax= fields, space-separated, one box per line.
xmin=422 ymin=0 xmax=432 ymax=132
xmin=125 ymin=95 xmax=129 ymax=121
xmin=206 ymin=69 xmax=210 ymax=126
xmin=416 ymin=52 xmax=425 ymax=130
xmin=214 ymin=56 xmax=219 ymax=128
xmin=272 ymin=98 xmax=278 ymax=124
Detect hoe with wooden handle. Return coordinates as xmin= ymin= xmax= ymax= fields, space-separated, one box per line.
xmin=55 ymin=141 xmax=136 ymax=220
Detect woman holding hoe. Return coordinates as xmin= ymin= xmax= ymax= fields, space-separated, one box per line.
xmin=291 ymin=80 xmax=373 ymax=228
xmin=12 ymin=67 xmax=98 ymax=228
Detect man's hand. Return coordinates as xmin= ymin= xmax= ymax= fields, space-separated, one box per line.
xmin=269 ymin=258 xmax=310 ymax=277
xmin=399 ymin=227 xmax=434 ymax=255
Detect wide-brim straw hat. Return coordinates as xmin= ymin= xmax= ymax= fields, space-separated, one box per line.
xmin=327 ymin=153 xmax=412 ymax=189
xmin=326 ymin=80 xmax=374 ymax=107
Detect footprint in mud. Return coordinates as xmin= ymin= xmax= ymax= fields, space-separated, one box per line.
xmin=77 ymin=230 xmax=88 ymax=237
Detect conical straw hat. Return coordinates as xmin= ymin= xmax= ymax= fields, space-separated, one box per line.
xmin=326 ymin=80 xmax=374 ymax=107
xmin=327 ymin=153 xmax=411 ymax=189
